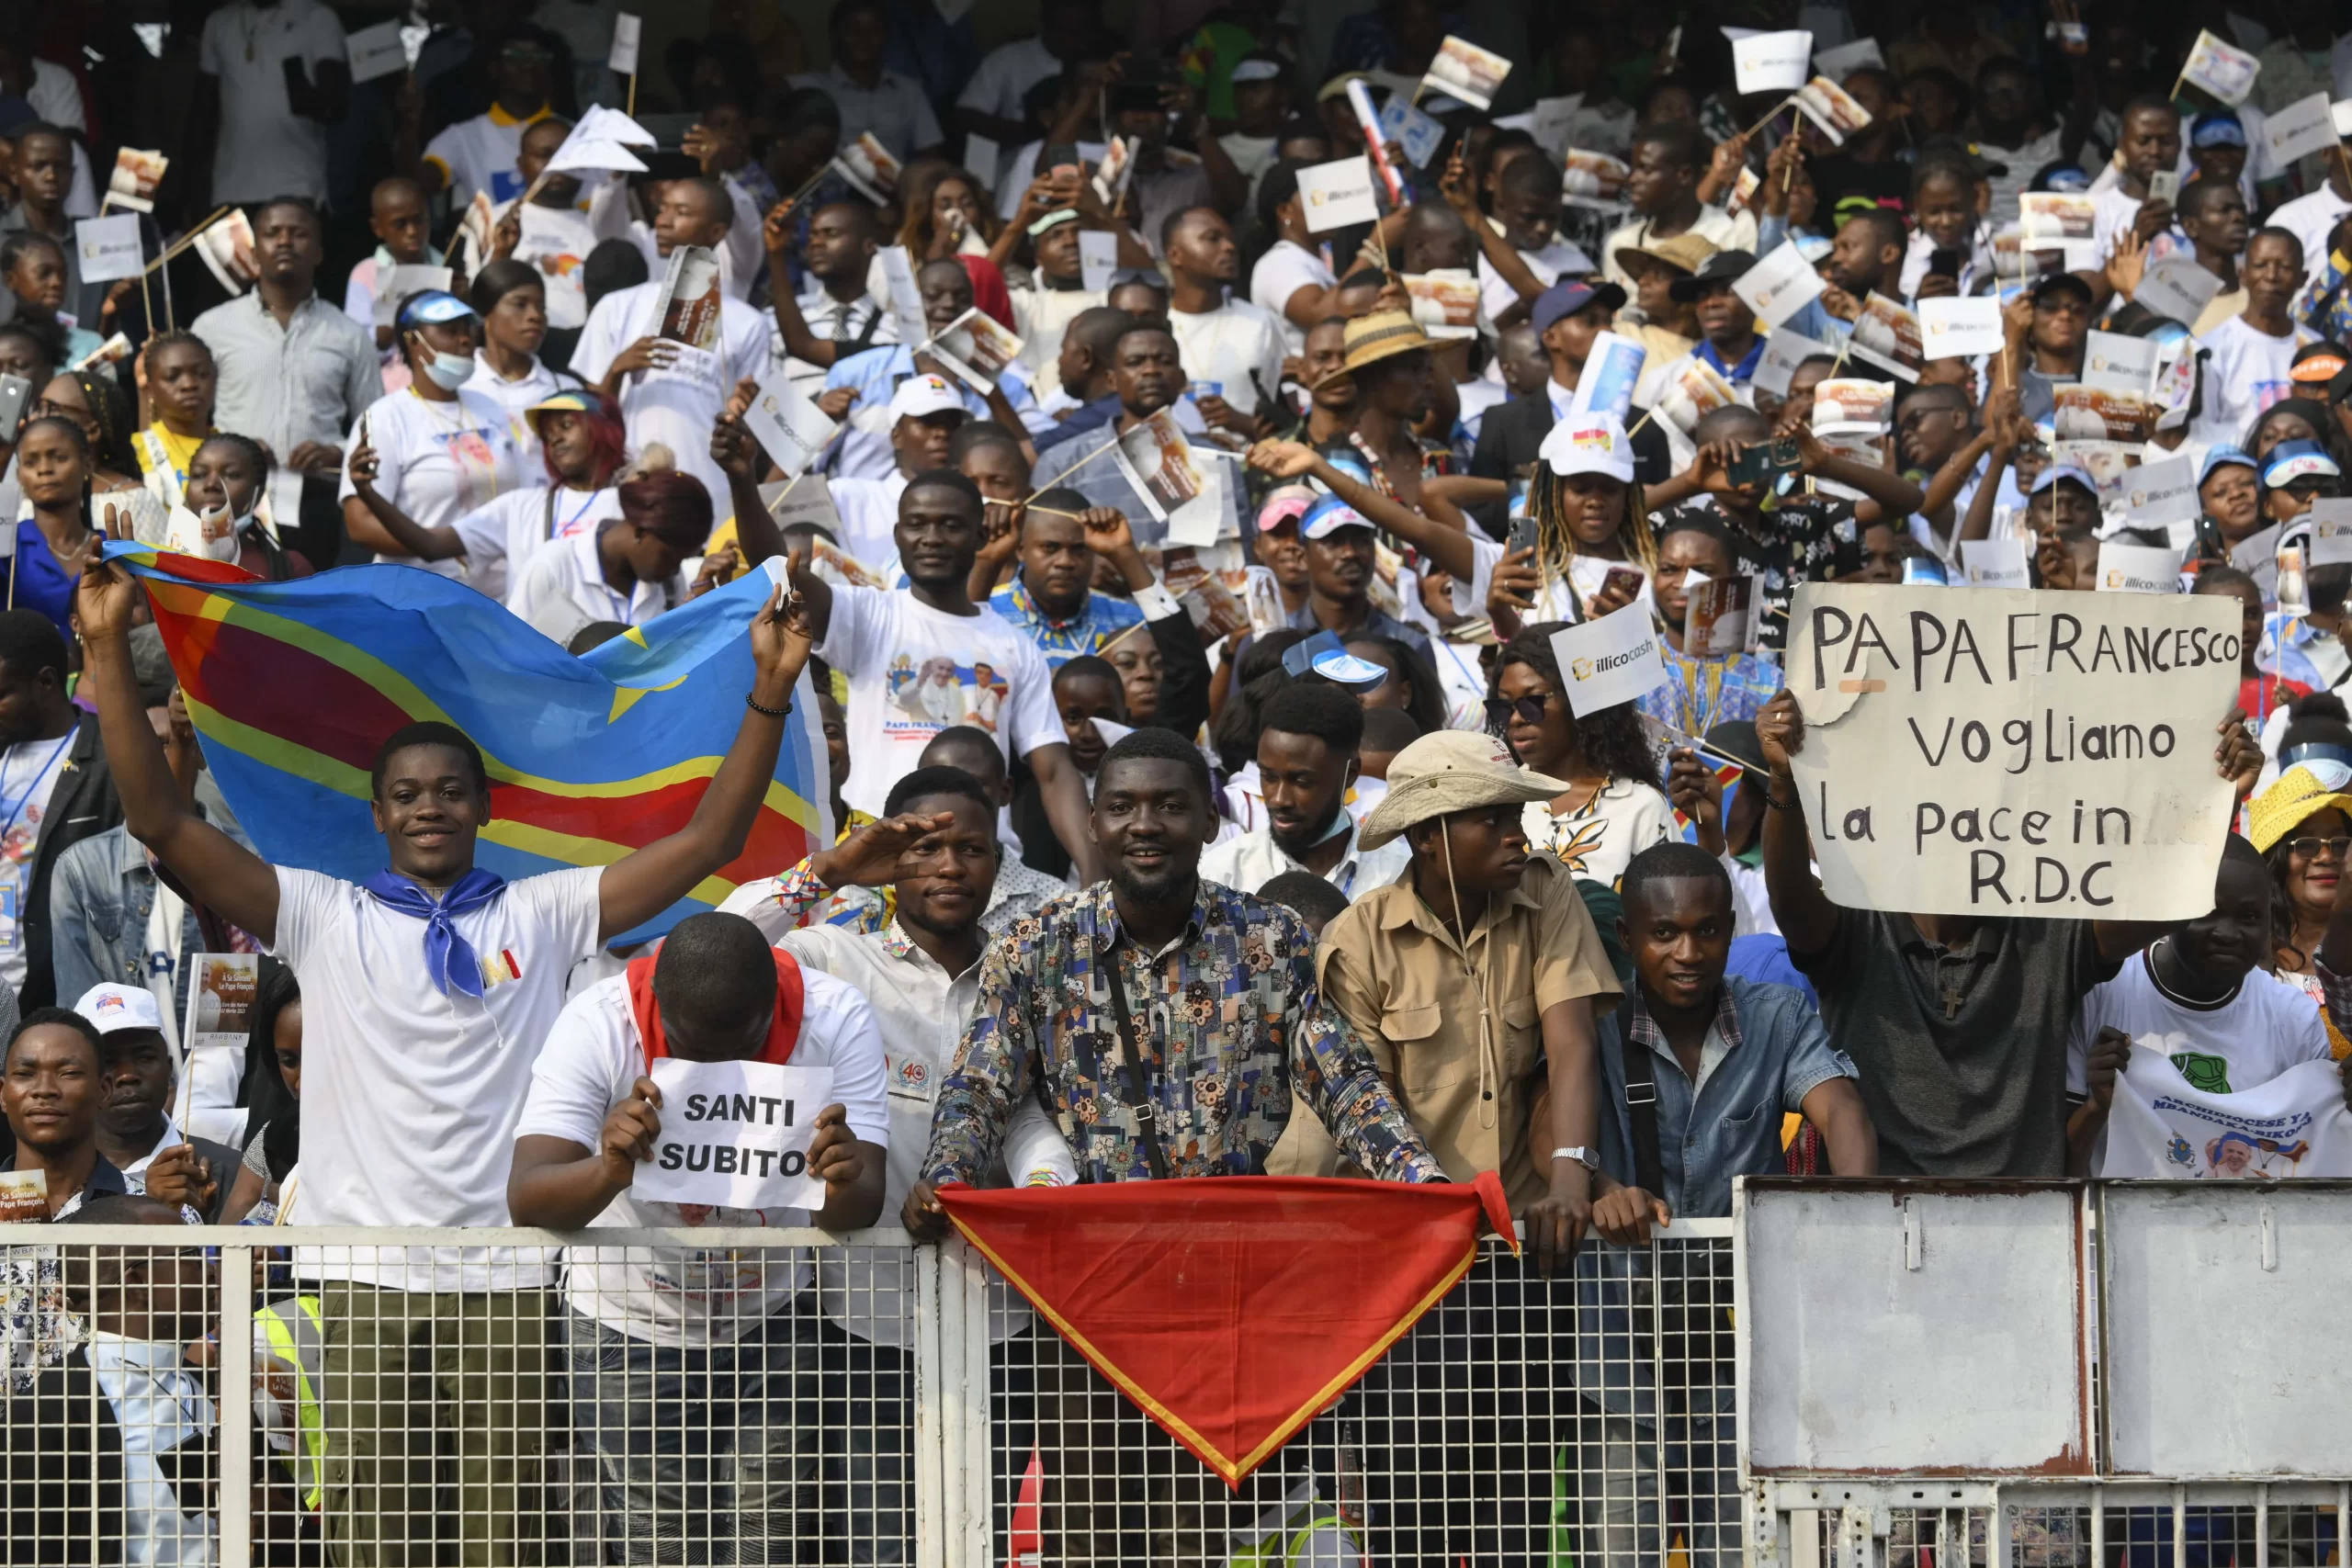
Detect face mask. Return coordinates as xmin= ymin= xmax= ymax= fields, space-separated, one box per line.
xmin=421 ymin=350 xmax=474 ymax=391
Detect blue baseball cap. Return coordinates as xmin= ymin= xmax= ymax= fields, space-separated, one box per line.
xmin=2031 ymin=462 xmax=2098 ymax=497
xmin=2191 ymin=111 xmax=2246 ymax=149
xmin=1531 ymin=278 xmax=1627 ymax=336
xmin=2263 ymin=437 xmax=2341 ymax=488
xmin=393 ymin=288 xmax=477 ymax=329
xmin=2200 ymin=445 xmax=2259 ymax=482
xmin=1299 ymin=494 xmax=1374 ymax=540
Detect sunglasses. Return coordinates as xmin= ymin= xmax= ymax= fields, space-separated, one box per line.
xmin=1483 ymin=694 xmax=1554 ymax=728
xmin=2288 ymin=835 xmax=2352 ymax=860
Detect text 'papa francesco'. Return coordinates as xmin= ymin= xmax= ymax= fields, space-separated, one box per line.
xmin=1804 ymin=606 xmax=2241 ymax=693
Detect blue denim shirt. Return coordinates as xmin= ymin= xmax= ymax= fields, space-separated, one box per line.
xmin=1595 ymin=976 xmax=1856 ymax=1219
xmin=49 ymin=804 xmax=254 ymax=1017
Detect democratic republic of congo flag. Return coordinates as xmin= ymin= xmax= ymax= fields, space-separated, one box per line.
xmin=107 ymin=543 xmax=832 ymax=945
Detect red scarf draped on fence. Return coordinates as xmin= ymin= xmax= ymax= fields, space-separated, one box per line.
xmin=939 ymin=1170 xmax=1514 ymax=1485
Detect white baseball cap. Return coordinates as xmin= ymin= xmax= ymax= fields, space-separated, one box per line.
xmin=75 ymin=982 xmax=167 ymax=1037
xmin=888 ymin=374 xmax=967 ymax=423
xmin=1539 ymin=412 xmax=1635 ymax=483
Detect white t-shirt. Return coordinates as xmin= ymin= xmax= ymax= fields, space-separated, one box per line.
xmin=1009 ymin=283 xmax=1105 ymax=396
xmin=512 ymin=964 xmax=891 ymax=1347
xmin=830 ymin=473 xmax=909 ymax=569
xmin=0 ymin=733 xmax=72 ymax=990
xmin=1250 ymin=239 xmax=1337 ymax=359
xmin=424 ymin=107 xmax=549 ymax=211
xmin=198 ymin=0 xmax=345 ymax=204
xmin=462 ymin=351 xmax=580 ymax=476
xmin=337 ymin=386 xmax=532 ymax=581
xmin=275 ymin=863 xmax=605 ymax=1292
xmin=451 ymin=483 xmax=622 ymax=606
xmin=817 ymin=587 xmax=1064 ymax=817
xmin=571 ymin=281 xmax=773 ymax=506
xmin=515 ymin=523 xmax=687 ymax=648
xmin=2274 ymin=186 xmax=2352 ymax=290
xmin=2067 ymin=948 xmax=2329 ymax=1105
xmin=2189 ymin=313 xmax=2317 ymax=451
xmin=1166 ymin=299 xmax=1288 ymax=415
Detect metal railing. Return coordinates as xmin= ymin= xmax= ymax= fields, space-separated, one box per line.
xmin=0 ymin=1219 xmax=1741 ymax=1567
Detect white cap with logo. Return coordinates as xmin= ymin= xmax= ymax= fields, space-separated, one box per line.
xmin=74 ymin=982 xmax=167 ymax=1036
xmin=1538 ymin=411 xmax=1635 ymax=484
xmin=888 ymin=374 xmax=968 ymax=423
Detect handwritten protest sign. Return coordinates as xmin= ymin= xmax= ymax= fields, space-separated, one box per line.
xmin=2097 ymin=1046 xmax=2352 ymax=1179
xmin=1783 ymin=583 xmax=2239 ymax=919
xmin=634 ymin=1059 xmax=835 ymax=1210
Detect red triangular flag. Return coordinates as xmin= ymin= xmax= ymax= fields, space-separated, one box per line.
xmin=940 ymin=1172 xmax=1515 ymax=1487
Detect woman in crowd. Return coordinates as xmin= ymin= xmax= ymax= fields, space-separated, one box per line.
xmin=2251 ymin=761 xmax=2352 ymax=1028
xmin=0 ymin=233 xmax=96 ymax=370
xmin=1343 ymin=635 xmax=1449 ymax=739
xmin=175 ymin=434 xmax=314 ymax=580
xmin=131 ymin=331 xmax=218 ymax=513
xmin=463 ymin=260 xmax=582 ymax=463
xmin=906 ymin=164 xmax=998 ymax=261
xmin=345 ymin=387 xmax=626 ymax=606
xmin=223 ymin=961 xmax=302 ymax=1224
xmin=6 ymin=416 xmax=99 ymax=641
xmin=2246 ymin=399 xmax=2337 ymax=465
xmin=1505 ymin=421 xmax=1660 ymax=631
xmin=339 ymin=289 xmax=528 ymax=583
xmin=1488 ymin=620 xmax=1675 ymax=886
xmin=2197 ymin=446 xmax=2263 ymax=562
xmin=32 ymin=368 xmax=164 ymax=546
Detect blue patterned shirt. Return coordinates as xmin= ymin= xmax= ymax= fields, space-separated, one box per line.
xmin=1637 ymin=644 xmax=1784 ymax=737
xmin=988 ymin=573 xmax=1146 ymax=668
xmin=922 ymin=879 xmax=1443 ymax=1186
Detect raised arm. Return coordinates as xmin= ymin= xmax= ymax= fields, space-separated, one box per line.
xmin=1754 ymin=689 xmax=1840 ymax=960
xmin=766 ymin=202 xmax=849 ymax=370
xmin=1441 ymin=149 xmax=1543 ymax=315
xmin=344 ymin=431 xmax=469 ymax=561
xmin=1792 ymin=424 xmax=1925 ymax=524
xmin=710 ymin=411 xmax=789 ymax=570
xmin=76 ymin=558 xmax=282 ymax=942
xmin=1027 ymin=742 xmax=1106 ymax=885
xmin=594 ymin=584 xmax=815 ymax=942
xmin=1246 ymin=440 xmax=1477 ymax=581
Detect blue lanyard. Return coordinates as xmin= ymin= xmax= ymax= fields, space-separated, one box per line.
xmin=0 ymin=733 xmax=72 ymax=851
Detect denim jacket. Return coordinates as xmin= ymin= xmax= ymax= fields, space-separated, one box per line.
xmin=49 ymin=825 xmax=204 ymax=1018
xmin=1595 ymin=976 xmax=1856 ymax=1220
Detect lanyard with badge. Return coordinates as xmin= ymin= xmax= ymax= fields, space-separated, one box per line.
xmin=0 ymin=733 xmax=71 ymax=948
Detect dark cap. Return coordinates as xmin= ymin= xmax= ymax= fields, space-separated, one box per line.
xmin=1531 ymin=278 xmax=1627 ymax=335
xmin=1669 ymin=249 xmax=1759 ymax=302
xmin=2030 ymin=271 xmax=2095 ymax=306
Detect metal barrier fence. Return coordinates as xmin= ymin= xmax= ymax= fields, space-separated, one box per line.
xmin=1737 ymin=1180 xmax=2352 ymax=1568
xmin=0 ymin=1219 xmax=1741 ymax=1567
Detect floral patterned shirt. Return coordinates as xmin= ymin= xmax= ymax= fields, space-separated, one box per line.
xmin=922 ymin=879 xmax=1443 ymax=1186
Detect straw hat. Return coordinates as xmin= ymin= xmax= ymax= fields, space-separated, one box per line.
xmin=1610 ymin=230 xmax=1717 ymax=281
xmin=1359 ymin=731 xmax=1571 ymax=850
xmin=2246 ymin=761 xmax=2352 ymax=854
xmin=1336 ymin=310 xmax=1437 ymax=377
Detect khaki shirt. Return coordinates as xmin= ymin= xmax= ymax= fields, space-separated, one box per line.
xmin=1297 ymin=856 xmax=1619 ymax=1208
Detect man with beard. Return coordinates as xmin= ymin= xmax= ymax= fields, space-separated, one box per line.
xmin=904 ymin=723 xmax=1439 ymax=1562
xmin=1200 ymin=683 xmax=1409 ymax=901
xmin=1057 ymin=323 xmax=1244 ymax=544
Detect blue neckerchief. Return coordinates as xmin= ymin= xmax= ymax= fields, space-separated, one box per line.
xmin=1696 ymin=336 xmax=1765 ymax=384
xmin=361 ymin=867 xmax=508 ymax=998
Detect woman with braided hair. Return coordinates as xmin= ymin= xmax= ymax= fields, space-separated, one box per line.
xmin=31 ymin=367 xmax=166 ymax=547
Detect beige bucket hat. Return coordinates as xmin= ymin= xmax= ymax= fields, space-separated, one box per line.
xmin=1358 ymin=730 xmax=1572 ymax=851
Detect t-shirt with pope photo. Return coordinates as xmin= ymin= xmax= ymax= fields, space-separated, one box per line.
xmin=513 ymin=961 xmax=890 ymax=1348
xmin=2066 ymin=947 xmax=2330 ymax=1100
xmin=338 ymin=386 xmax=531 ymax=582
xmin=816 ymin=585 xmax=1063 ymax=818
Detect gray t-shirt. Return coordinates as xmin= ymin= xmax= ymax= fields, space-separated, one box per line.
xmin=1792 ymin=911 xmax=2116 ymax=1177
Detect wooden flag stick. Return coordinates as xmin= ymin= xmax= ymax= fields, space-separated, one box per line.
xmin=1024 ymin=435 xmax=1126 ymax=502
xmin=144 ymin=208 xmax=232 ymax=276
xmin=1737 ymin=95 xmax=1799 ymax=143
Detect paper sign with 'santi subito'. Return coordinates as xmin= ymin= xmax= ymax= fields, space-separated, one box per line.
xmin=1297 ymin=156 xmax=1380 ymax=231
xmin=1782 ymin=582 xmax=2239 ymax=919
xmin=1917 ymin=296 xmax=2002 ymax=360
xmin=1548 ymin=600 xmax=1667 ymax=716
xmin=634 ymin=1059 xmax=835 ymax=1211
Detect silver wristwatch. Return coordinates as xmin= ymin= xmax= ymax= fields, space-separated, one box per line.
xmin=1551 ymin=1145 xmax=1600 ymax=1172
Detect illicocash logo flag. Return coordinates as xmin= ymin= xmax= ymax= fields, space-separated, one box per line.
xmin=107 ymin=543 xmax=832 ymax=946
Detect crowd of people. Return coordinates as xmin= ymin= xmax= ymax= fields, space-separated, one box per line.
xmin=2 ymin=0 xmax=2352 ymax=1562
